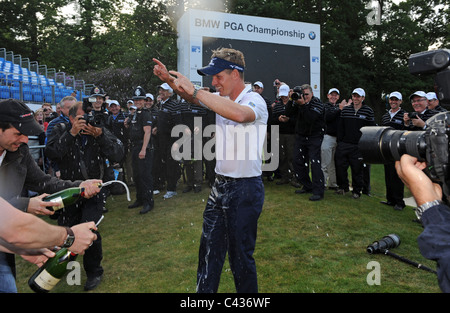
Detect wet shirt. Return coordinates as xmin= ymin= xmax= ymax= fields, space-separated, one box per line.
xmin=214 ymin=85 xmax=268 ymax=178
xmin=128 ymin=108 xmax=153 ymax=144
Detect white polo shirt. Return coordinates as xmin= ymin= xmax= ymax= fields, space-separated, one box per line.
xmin=214 ymin=85 xmax=268 ymax=178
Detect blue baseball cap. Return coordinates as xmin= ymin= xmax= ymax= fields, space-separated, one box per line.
xmin=197 ymin=57 xmax=245 ymax=76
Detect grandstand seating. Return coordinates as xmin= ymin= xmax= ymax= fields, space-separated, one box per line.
xmin=0 ymin=50 xmax=87 ymax=104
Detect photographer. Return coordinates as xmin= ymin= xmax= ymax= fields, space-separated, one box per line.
xmin=395 ymin=154 xmax=450 ymax=293
xmin=271 ymin=84 xmax=296 ymax=185
xmin=403 ymin=91 xmax=438 ymax=130
xmin=45 ymin=101 xmax=124 ymax=291
xmin=286 ymin=84 xmax=325 ymax=201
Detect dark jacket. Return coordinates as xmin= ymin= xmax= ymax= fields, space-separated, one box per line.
xmin=0 ymin=144 xmax=81 ymax=212
xmin=0 ymin=143 xmax=82 ymax=277
xmin=285 ymin=96 xmax=325 ymax=137
xmin=45 ymin=121 xmax=124 ymax=181
xmin=323 ymin=102 xmax=341 ymax=136
xmin=271 ymin=98 xmax=296 ymax=134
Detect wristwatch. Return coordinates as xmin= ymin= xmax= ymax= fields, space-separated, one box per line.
xmin=192 ymin=85 xmax=201 ymax=100
xmin=415 ymin=200 xmax=442 ymax=220
xmin=63 ymin=227 xmax=75 ymax=248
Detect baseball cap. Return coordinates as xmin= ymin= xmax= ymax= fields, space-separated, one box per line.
xmin=108 ymin=100 xmax=119 ymax=106
xmin=409 ymin=91 xmax=427 ymax=100
xmin=278 ymin=84 xmax=290 ymax=97
xmin=328 ymin=88 xmax=340 ymax=95
xmin=197 ymin=57 xmax=245 ymax=76
xmin=253 ymin=81 xmax=264 ymax=88
xmin=352 ymin=88 xmax=365 ymax=97
xmin=426 ymin=92 xmax=438 ymax=100
xmin=145 ymin=93 xmax=154 ymax=100
xmin=158 ymin=83 xmax=173 ymax=93
xmin=389 ymin=91 xmax=402 ymax=100
xmin=0 ymin=99 xmax=43 ymax=136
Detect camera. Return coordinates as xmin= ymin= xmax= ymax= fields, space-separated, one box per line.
xmin=367 ymin=234 xmax=401 ymax=254
xmin=359 ymin=111 xmax=450 ymax=195
xmin=291 ymin=86 xmax=303 ymax=101
xmin=359 ymin=49 xmax=450 ymax=196
xmin=409 ymin=49 xmax=450 ymax=106
xmin=408 ymin=112 xmax=419 ymax=119
xmin=81 ymin=112 xmax=104 ymax=126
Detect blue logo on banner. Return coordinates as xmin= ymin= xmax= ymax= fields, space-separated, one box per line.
xmin=309 ymin=31 xmax=316 ymax=40
xmin=312 ymin=56 xmax=319 ymax=63
xmin=192 ymin=46 xmax=201 ymax=53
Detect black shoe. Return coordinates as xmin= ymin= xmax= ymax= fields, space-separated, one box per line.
xmin=393 ymin=204 xmax=405 ymax=211
xmin=140 ymin=201 xmax=154 ymax=214
xmin=183 ymin=186 xmax=193 ymax=193
xmin=295 ymin=188 xmax=312 ymax=194
xmin=128 ymin=201 xmax=142 ymax=209
xmin=352 ymin=192 xmax=361 ymax=199
xmin=309 ymin=194 xmax=323 ymax=201
xmin=276 ymin=178 xmax=290 ymax=185
xmin=380 ymin=201 xmax=394 ymax=206
xmin=84 ymin=274 xmax=102 ymax=291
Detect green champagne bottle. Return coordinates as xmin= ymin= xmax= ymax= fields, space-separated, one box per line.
xmin=28 ymin=248 xmax=78 ymax=293
xmin=42 ymin=187 xmax=85 ymax=211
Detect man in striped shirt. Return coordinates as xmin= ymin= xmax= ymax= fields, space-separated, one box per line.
xmin=335 ymin=88 xmax=375 ymax=199
xmin=380 ymin=92 xmax=406 ymax=210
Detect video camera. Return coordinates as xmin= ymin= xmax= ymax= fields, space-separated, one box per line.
xmin=359 ymin=49 xmax=450 ymax=196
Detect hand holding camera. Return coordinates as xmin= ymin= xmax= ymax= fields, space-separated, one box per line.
xmin=403 ymin=112 xmax=425 ymax=128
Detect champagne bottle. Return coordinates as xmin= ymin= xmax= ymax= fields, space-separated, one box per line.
xmin=42 ymin=187 xmax=86 ymax=211
xmin=28 ymin=248 xmax=77 ymax=293
xmin=28 ymin=215 xmax=104 ymax=293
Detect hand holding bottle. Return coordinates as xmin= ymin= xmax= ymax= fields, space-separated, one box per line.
xmin=27 ymin=193 xmax=61 ymax=216
xmin=79 ymin=179 xmax=102 ymax=198
xmin=69 ymin=222 xmax=97 ymax=255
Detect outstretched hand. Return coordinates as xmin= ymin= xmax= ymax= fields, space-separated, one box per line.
xmin=153 ymin=58 xmax=175 ymax=83
xmin=152 ymin=58 xmax=196 ymax=101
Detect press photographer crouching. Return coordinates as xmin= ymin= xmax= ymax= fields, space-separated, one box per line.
xmin=395 ymin=154 xmax=450 ymax=293
xmin=359 ymin=49 xmax=450 ymax=292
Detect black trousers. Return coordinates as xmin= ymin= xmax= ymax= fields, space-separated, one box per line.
xmin=157 ymin=134 xmax=181 ymax=191
xmin=59 ymin=194 xmax=104 ymax=278
xmin=131 ymin=145 xmax=154 ymax=205
xmin=384 ymin=162 xmax=405 ymax=207
xmin=293 ymin=134 xmax=324 ymax=196
xmin=335 ymin=141 xmax=364 ymax=194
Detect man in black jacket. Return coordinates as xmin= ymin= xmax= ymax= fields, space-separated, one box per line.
xmin=0 ymin=99 xmax=101 ymax=293
xmin=286 ymin=84 xmax=325 ymax=201
xmin=335 ymin=88 xmax=375 ymax=199
xmin=380 ymin=92 xmax=406 ymax=210
xmin=45 ymin=101 xmax=124 ymax=291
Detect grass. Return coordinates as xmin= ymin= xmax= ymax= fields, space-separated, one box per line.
xmin=15 ymin=164 xmax=441 ymax=293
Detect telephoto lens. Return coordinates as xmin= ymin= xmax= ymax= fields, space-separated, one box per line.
xmin=366 ymin=234 xmax=401 ymax=254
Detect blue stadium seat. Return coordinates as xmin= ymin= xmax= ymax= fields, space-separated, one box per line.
xmin=0 ymin=85 xmax=9 ymax=99
xmin=42 ymin=86 xmax=53 ymax=103
xmin=32 ymin=85 xmax=43 ymax=102
xmin=10 ymin=86 xmax=20 ymax=100
xmin=23 ymin=84 xmax=33 ymax=101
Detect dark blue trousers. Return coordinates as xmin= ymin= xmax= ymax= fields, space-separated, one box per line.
xmin=197 ymin=175 xmax=264 ymax=293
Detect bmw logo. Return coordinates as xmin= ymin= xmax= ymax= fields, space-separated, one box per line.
xmin=309 ymin=31 xmax=316 ymax=40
